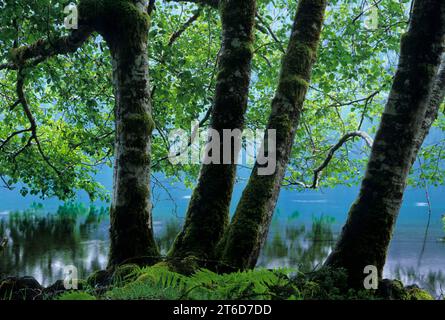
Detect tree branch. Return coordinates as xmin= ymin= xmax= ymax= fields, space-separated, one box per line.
xmin=0 ymin=175 xmax=14 ymax=190
xmin=0 ymin=62 xmax=16 ymax=70
xmin=0 ymin=128 xmax=32 ymax=151
xmin=311 ymin=131 xmax=373 ymax=188
xmin=327 ymin=90 xmax=381 ymax=108
xmin=0 ymin=26 xmax=93 ymax=176
xmin=148 ymin=0 xmax=156 ymax=15
xmin=168 ymin=8 xmax=202 ymax=46
xmin=255 ymin=13 xmax=285 ymax=53
xmin=2 ymin=26 xmax=92 ymax=69
xmin=15 ymin=69 xmax=62 ymax=177
xmin=166 ymin=0 xmax=219 ymax=8
xmin=151 ymin=104 xmax=213 ymax=168
xmin=285 ymin=131 xmax=374 ymax=189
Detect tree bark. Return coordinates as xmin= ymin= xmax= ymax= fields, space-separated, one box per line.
xmin=324 ymin=0 xmax=445 ymax=286
xmin=412 ymin=54 xmax=445 ymax=160
xmin=219 ymin=0 xmax=328 ymax=271
xmin=169 ymin=0 xmax=257 ymax=265
xmin=78 ymin=0 xmax=160 ymax=267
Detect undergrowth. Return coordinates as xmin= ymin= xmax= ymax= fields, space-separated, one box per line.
xmin=56 ymin=266 xmax=379 ymax=300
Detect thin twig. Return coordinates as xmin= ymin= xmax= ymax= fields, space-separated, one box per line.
xmin=16 ymin=68 xmax=62 ymax=176
xmin=255 ymin=13 xmax=285 ymax=53
xmin=168 ymin=8 xmax=202 ymax=46
xmin=284 ymin=131 xmax=373 ymax=188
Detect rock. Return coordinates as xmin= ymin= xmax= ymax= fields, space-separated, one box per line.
xmin=0 ymin=276 xmax=43 ymax=300
xmin=87 ymin=270 xmax=112 ymax=290
xmin=377 ymin=279 xmax=405 ymax=300
xmin=42 ymin=279 xmax=69 ymax=300
xmin=45 ymin=279 xmax=67 ymax=293
xmin=163 ymin=256 xmax=200 ymax=276
xmin=405 ymin=284 xmax=434 ymax=300
xmin=43 ymin=279 xmax=87 ymax=299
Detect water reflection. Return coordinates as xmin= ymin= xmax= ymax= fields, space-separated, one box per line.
xmin=259 ymin=214 xmax=445 ymax=298
xmin=155 ymin=219 xmax=181 ymax=255
xmin=259 ymin=214 xmax=335 ymax=272
xmin=1 ymin=204 xmax=445 ymax=298
xmin=0 ymin=203 xmax=109 ymax=285
xmin=392 ymin=265 xmax=445 ymax=298
xmin=0 ymin=203 xmax=184 ymax=286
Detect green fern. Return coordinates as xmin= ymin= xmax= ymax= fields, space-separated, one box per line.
xmin=105 ymin=266 xmax=298 ymax=300
xmin=107 ymin=265 xmax=188 ymax=300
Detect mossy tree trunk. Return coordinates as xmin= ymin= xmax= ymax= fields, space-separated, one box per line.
xmin=79 ymin=0 xmax=160 ymax=268
xmin=324 ymin=0 xmax=445 ymax=286
xmin=412 ymin=54 xmax=445 ymax=160
xmin=219 ymin=0 xmax=328 ymax=271
xmin=169 ymin=0 xmax=256 ymax=265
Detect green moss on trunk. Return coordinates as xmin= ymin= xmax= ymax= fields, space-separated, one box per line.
xmin=324 ymin=0 xmax=445 ymax=287
xmin=96 ymin=0 xmax=160 ymax=268
xmin=219 ymin=0 xmax=328 ymax=272
xmin=168 ymin=0 xmax=257 ymax=266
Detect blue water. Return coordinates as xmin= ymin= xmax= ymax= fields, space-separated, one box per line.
xmin=1 ymin=163 xmax=445 ymax=296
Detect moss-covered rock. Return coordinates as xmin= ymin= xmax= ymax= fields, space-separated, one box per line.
xmin=161 ymin=256 xmax=200 ymax=276
xmin=86 ymin=269 xmax=112 ymax=289
xmin=293 ymin=267 xmax=376 ymax=300
xmin=38 ymin=267 xmax=436 ymax=301
xmin=0 ymin=276 xmax=43 ymax=300
xmin=377 ymin=279 xmax=407 ymax=300
xmin=377 ymin=279 xmax=434 ymax=300
xmin=43 ymin=279 xmax=87 ymax=299
xmin=405 ymin=285 xmax=434 ymax=300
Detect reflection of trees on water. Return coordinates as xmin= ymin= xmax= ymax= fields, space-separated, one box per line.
xmin=155 ymin=219 xmax=181 ymax=255
xmin=392 ymin=265 xmax=445 ymax=298
xmin=0 ymin=203 xmax=183 ymax=286
xmin=259 ymin=215 xmax=335 ymax=272
xmin=2 ymin=205 xmax=445 ymax=294
xmin=0 ymin=204 xmax=109 ymax=286
xmin=259 ymin=215 xmax=445 ymax=298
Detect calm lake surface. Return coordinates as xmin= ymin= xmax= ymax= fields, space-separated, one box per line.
xmin=0 ymin=174 xmax=444 ymax=297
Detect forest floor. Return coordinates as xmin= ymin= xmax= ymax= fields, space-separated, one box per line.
xmin=0 ymin=264 xmax=436 ymax=300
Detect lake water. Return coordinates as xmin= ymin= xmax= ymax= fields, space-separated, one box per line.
xmin=1 ymin=171 xmax=444 ymax=297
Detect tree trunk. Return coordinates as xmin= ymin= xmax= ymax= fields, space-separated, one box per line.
xmin=412 ymin=54 xmax=445 ymax=160
xmin=79 ymin=0 xmax=160 ymax=268
xmin=169 ymin=0 xmax=256 ymax=265
xmin=219 ymin=0 xmax=328 ymax=271
xmin=324 ymin=0 xmax=445 ymax=286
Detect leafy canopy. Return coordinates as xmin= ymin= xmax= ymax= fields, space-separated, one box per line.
xmin=0 ymin=0 xmax=443 ymax=200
